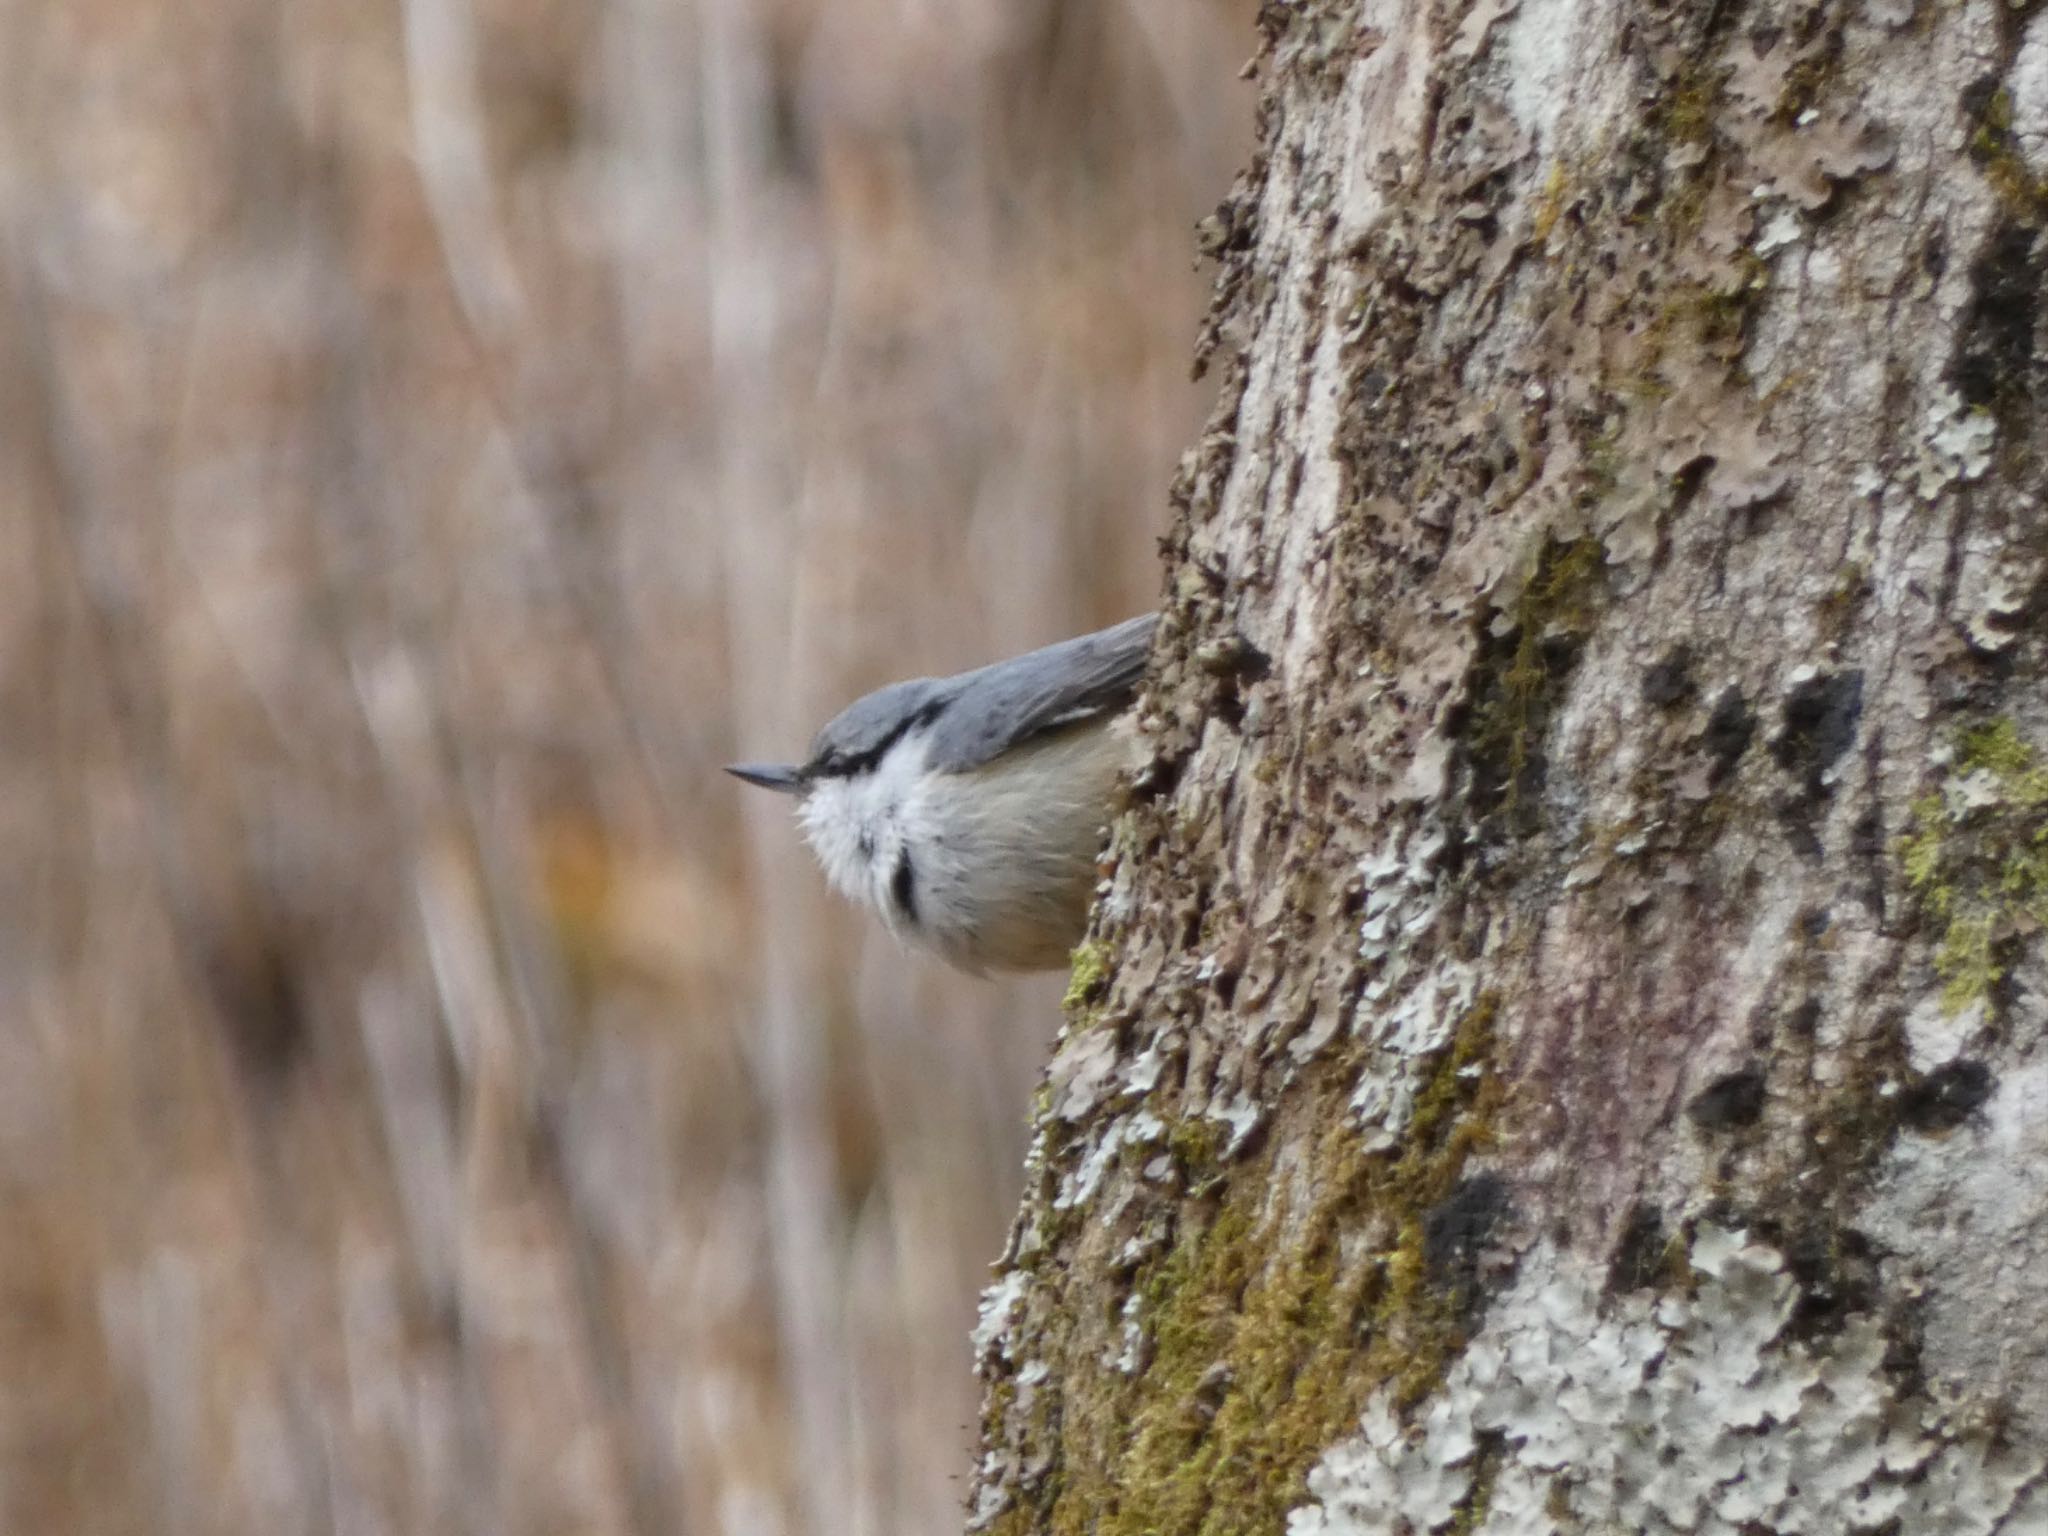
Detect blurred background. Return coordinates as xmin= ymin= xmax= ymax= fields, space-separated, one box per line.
xmin=0 ymin=0 xmax=1251 ymax=1531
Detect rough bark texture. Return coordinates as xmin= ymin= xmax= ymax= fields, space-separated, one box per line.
xmin=967 ymin=1 xmax=2048 ymax=1532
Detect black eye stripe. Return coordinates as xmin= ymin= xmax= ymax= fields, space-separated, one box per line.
xmin=811 ymin=697 xmax=950 ymax=780
xmin=889 ymin=847 xmax=918 ymax=924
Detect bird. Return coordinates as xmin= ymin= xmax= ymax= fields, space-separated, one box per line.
xmin=728 ymin=614 xmax=1157 ymax=973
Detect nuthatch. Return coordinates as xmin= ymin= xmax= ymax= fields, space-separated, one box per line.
xmin=729 ymin=614 xmax=1156 ymax=973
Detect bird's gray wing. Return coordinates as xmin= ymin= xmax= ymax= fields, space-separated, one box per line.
xmin=923 ymin=613 xmax=1158 ymax=772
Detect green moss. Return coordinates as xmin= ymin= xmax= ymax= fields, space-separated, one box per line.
xmin=1167 ymin=1116 xmax=1226 ymax=1178
xmin=1064 ymin=940 xmax=1117 ymax=1017
xmin=1936 ymin=914 xmax=2003 ymax=1012
xmin=1982 ymin=86 xmax=2015 ymax=137
xmin=1966 ymin=86 xmax=2048 ymax=222
xmin=1658 ymin=63 xmax=1725 ymax=148
xmin=1580 ymin=422 xmax=1624 ymax=499
xmin=1959 ymin=718 xmax=2048 ymax=786
xmin=1449 ymin=1434 xmax=1504 ymax=1534
xmin=1978 ymin=145 xmax=2048 ymax=222
xmin=1363 ymin=1012 xmax=1507 ymax=1403
xmin=1531 ymin=160 xmax=1570 ymax=246
xmin=1772 ymin=35 xmax=1848 ymax=125
xmin=1464 ymin=537 xmax=1609 ymax=838
xmin=1661 ymin=265 xmax=1767 ymax=352
xmin=1900 ymin=793 xmax=1949 ymax=902
xmin=994 ymin=994 xmax=1507 ymax=1536
xmin=1089 ymin=1201 xmax=1348 ymax=1536
xmin=1815 ymin=562 xmax=1871 ymax=643
xmin=1545 ymin=1477 xmax=1574 ymax=1521
xmin=1899 ymin=718 xmax=2048 ymax=1012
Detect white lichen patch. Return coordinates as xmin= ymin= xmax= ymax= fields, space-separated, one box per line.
xmin=968 ymin=1453 xmax=1014 ymax=1529
xmin=1949 ymin=539 xmax=2044 ymax=656
xmin=1106 ymin=1291 xmax=1146 ymax=1375
xmin=1206 ymin=1093 xmax=1264 ymax=1156
xmin=2011 ymin=10 xmax=2048 ymax=173
xmin=1289 ymin=1226 xmax=2044 ymax=1536
xmin=1754 ymin=204 xmax=1805 ymax=256
xmin=1347 ymin=819 xmax=1480 ymax=1148
xmin=1916 ymin=389 xmax=1997 ymax=500
xmin=1867 ymin=1053 xmax=2048 ymax=1452
xmin=1123 ymin=1039 xmax=1168 ymax=1095
xmin=1054 ymin=1109 xmax=1166 ymax=1211
xmin=970 ymin=1356 xmax=1055 ymax=1529
xmin=1025 ymin=1024 xmax=1191 ymax=1227
xmin=1044 ymin=1028 xmax=1122 ymax=1123
xmin=1902 ymin=991 xmax=1985 ymax=1073
xmin=1963 ymin=571 xmax=2034 ymax=654
xmin=973 ymin=1269 xmax=1032 ymax=1362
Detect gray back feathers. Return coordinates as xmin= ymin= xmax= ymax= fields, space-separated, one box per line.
xmin=807 ymin=613 xmax=1157 ymax=777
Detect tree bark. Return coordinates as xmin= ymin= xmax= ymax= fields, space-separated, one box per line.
xmin=967 ymin=1 xmax=2048 ymax=1532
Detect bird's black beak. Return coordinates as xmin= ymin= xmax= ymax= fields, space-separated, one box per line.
xmin=726 ymin=762 xmax=807 ymax=795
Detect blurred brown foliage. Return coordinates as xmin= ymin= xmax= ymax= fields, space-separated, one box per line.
xmin=0 ymin=0 xmax=1252 ymax=1531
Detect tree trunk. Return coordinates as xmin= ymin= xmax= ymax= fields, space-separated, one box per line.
xmin=967 ymin=2 xmax=2048 ymax=1532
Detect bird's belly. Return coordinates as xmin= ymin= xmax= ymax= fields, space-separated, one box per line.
xmin=902 ymin=728 xmax=1130 ymax=972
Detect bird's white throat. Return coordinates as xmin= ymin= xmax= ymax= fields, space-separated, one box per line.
xmin=796 ymin=731 xmax=934 ymax=934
